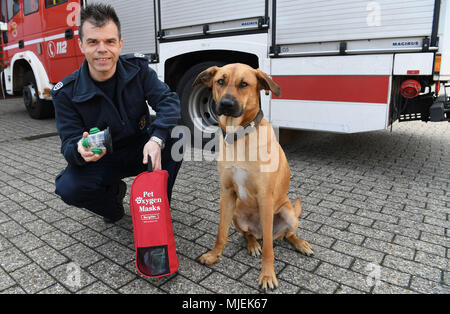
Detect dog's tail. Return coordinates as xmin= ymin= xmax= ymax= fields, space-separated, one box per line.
xmin=294 ymin=197 xmax=302 ymax=217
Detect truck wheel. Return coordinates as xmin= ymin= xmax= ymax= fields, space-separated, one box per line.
xmin=176 ymin=61 xmax=224 ymax=148
xmin=23 ymin=71 xmax=54 ymax=119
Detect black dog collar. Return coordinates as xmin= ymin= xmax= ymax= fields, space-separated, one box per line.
xmin=221 ymin=110 xmax=264 ymax=145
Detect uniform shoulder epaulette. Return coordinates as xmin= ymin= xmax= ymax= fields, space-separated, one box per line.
xmin=51 ymin=73 xmax=76 ymax=95
xmin=123 ymin=53 xmax=150 ymax=61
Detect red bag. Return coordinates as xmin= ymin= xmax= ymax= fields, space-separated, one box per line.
xmin=130 ymin=157 xmax=179 ymax=278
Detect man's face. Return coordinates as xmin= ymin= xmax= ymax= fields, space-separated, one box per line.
xmin=78 ymin=20 xmax=123 ymax=81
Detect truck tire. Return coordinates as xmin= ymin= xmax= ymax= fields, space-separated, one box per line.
xmin=23 ymin=71 xmax=54 ymax=119
xmin=176 ymin=61 xmax=225 ymax=148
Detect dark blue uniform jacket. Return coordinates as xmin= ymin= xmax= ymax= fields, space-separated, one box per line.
xmin=51 ymin=54 xmax=180 ymax=167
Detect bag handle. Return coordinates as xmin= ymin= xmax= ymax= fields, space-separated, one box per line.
xmin=147 ymin=155 xmax=153 ymax=172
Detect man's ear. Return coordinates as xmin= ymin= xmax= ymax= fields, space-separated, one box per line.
xmin=192 ymin=66 xmax=219 ymax=87
xmin=255 ymin=68 xmax=281 ymax=97
xmin=78 ymin=38 xmax=84 ymax=54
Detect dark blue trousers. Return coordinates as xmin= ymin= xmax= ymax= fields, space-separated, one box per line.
xmin=55 ymin=134 xmax=183 ymax=220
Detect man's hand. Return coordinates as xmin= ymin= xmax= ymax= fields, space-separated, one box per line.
xmin=77 ymin=132 xmax=106 ymax=162
xmin=143 ymin=139 xmax=162 ymax=170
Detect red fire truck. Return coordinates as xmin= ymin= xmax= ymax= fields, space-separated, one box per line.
xmin=0 ymin=0 xmax=81 ymax=118
xmin=0 ymin=0 xmax=449 ymax=136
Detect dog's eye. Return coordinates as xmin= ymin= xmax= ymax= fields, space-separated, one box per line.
xmin=239 ymin=82 xmax=248 ymax=88
xmin=217 ymin=79 xmax=225 ymax=86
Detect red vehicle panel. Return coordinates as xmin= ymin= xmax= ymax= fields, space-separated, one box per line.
xmin=1 ymin=0 xmax=82 ymax=83
xmin=0 ymin=0 xmax=83 ymax=119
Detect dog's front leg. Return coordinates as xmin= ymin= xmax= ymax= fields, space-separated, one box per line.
xmin=199 ymin=186 xmax=236 ymax=265
xmin=258 ymin=195 xmax=278 ymax=290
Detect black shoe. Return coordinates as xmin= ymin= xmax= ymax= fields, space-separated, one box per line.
xmin=103 ymin=180 xmax=126 ymax=224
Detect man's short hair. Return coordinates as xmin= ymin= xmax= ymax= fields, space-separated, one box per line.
xmin=79 ymin=3 xmax=121 ymax=41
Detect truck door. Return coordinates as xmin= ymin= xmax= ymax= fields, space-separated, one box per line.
xmin=42 ymin=0 xmax=79 ymax=83
xmin=3 ymin=0 xmax=23 ymax=62
xmin=23 ymin=0 xmax=42 ymax=37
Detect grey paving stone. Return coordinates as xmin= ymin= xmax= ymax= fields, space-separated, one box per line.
xmin=0 ymin=235 xmax=12 ymax=251
xmin=414 ymin=251 xmax=449 ymax=270
xmin=87 ymin=259 xmax=136 ymax=289
xmin=34 ymin=208 xmax=66 ymax=224
xmin=0 ymin=246 xmax=32 ymax=272
xmin=0 ymin=267 xmax=16 ymax=291
xmin=71 ymin=228 xmax=110 ymax=248
xmin=77 ymin=281 xmax=117 ymax=294
xmin=335 ymin=284 xmax=369 ymax=294
xmin=61 ymin=243 xmax=103 ymax=268
xmin=27 ymin=245 xmax=68 ymax=270
xmin=240 ymin=267 xmax=300 ymax=294
xmin=383 ymin=255 xmax=442 ymax=282
xmin=101 ymin=225 xmax=134 ymax=247
xmin=0 ymin=285 xmax=26 ymax=294
xmin=306 ymin=212 xmax=350 ymax=230
xmin=23 ymin=219 xmax=56 ymax=237
xmin=173 ymin=221 xmax=205 ymax=241
xmin=332 ymin=240 xmax=385 ymax=264
xmin=37 ymin=283 xmax=71 ymax=294
xmin=171 ymin=209 xmax=203 ymax=226
xmin=195 ymin=232 xmax=242 ymax=258
xmin=176 ymin=236 xmax=210 ymax=260
xmin=315 ymin=262 xmax=372 ymax=293
xmin=410 ymin=276 xmax=450 ymax=294
xmin=7 ymin=208 xmax=38 ymax=225
xmin=310 ymin=245 xmax=354 ymax=269
xmin=9 ymin=232 xmax=45 ymax=252
xmin=393 ymin=235 xmax=447 ymax=257
xmin=176 ymin=253 xmax=213 ymax=282
xmin=363 ymin=238 xmax=415 ymax=260
xmin=39 ymin=230 xmax=78 ymax=250
xmin=118 ymin=278 xmax=163 ymax=294
xmin=0 ymin=220 xmax=27 ymax=238
xmin=348 ymin=223 xmax=394 ymax=242
xmin=273 ymin=245 xmax=319 ymax=271
xmin=317 ymin=225 xmax=364 ymax=246
xmin=279 ymin=265 xmax=338 ymax=294
xmin=161 ymin=274 xmax=214 ymax=294
xmin=95 ymin=241 xmax=135 ymax=265
xmin=19 ymin=199 xmax=49 ymax=213
xmin=10 ymin=263 xmax=55 ymax=294
xmin=208 ymin=255 xmax=251 ymax=280
xmin=199 ymin=272 xmax=258 ymax=294
xmin=52 ymin=217 xmax=86 ymax=234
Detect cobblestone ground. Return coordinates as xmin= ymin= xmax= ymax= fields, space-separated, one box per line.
xmin=0 ymin=97 xmax=448 ymax=294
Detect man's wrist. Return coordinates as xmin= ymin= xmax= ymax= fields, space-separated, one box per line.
xmin=150 ymin=136 xmax=165 ymax=150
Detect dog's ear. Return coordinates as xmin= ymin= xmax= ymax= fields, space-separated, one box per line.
xmin=193 ymin=66 xmax=219 ymax=87
xmin=255 ymin=68 xmax=281 ymax=97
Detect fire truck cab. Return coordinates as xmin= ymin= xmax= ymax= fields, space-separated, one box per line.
xmin=0 ymin=0 xmax=81 ymax=118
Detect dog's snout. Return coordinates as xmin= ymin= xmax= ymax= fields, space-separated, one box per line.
xmin=219 ymin=95 xmax=237 ymax=108
xmin=217 ymin=95 xmax=243 ymax=117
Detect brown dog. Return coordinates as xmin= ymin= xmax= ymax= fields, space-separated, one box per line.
xmin=193 ymin=63 xmax=313 ymax=290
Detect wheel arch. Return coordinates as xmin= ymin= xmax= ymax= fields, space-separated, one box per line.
xmin=11 ymin=51 xmax=52 ymax=99
xmin=164 ymin=50 xmax=259 ymax=91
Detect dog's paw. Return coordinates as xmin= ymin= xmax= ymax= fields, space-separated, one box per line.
xmin=295 ymin=239 xmax=314 ymax=256
xmin=247 ymin=241 xmax=262 ymax=257
xmin=199 ymin=251 xmax=220 ymax=265
xmin=258 ymin=269 xmax=279 ymax=291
